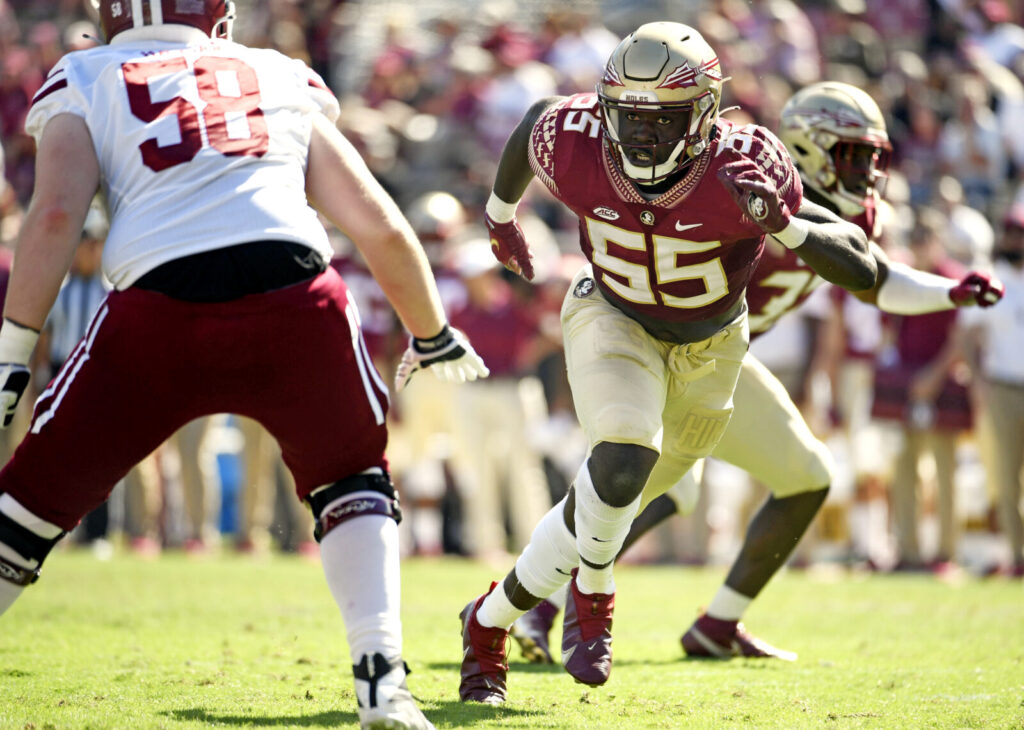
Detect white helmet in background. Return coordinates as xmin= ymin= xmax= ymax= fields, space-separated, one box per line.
xmin=405 ymin=191 xmax=466 ymax=267
xmin=779 ymin=81 xmax=891 ymax=217
xmin=597 ymin=22 xmax=725 ymax=183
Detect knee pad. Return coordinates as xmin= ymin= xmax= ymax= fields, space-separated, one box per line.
xmin=0 ymin=507 xmax=65 ymax=587
xmin=306 ymin=470 xmax=402 ymax=542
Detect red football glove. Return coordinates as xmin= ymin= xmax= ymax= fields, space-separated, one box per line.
xmin=716 ymin=147 xmax=794 ymax=235
xmin=484 ymin=212 xmax=535 ymax=281
xmin=949 ymin=271 xmax=1005 ymax=308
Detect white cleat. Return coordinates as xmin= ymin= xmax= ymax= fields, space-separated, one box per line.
xmin=354 ymin=653 xmax=436 ymax=730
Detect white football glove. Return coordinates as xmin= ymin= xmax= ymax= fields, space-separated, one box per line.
xmin=0 ymin=319 xmax=39 ymax=429
xmin=395 ymin=324 xmax=489 ymax=391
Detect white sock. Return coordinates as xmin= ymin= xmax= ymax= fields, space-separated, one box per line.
xmin=706 ymin=584 xmax=752 ymax=621
xmin=478 ymin=498 xmax=578 ymax=629
xmin=573 ymin=461 xmax=641 ymax=595
xmin=0 ymin=495 xmax=63 ymax=617
xmin=475 ymin=583 xmax=520 ymax=630
xmin=319 ymin=500 xmax=402 ymax=662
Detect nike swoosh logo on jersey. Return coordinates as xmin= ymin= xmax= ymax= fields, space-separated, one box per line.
xmin=562 ymin=645 xmax=577 ymax=664
xmin=675 ymin=221 xmax=703 ymax=232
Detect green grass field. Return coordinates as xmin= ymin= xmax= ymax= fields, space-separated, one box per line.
xmin=1 ymin=550 xmax=1022 ymax=729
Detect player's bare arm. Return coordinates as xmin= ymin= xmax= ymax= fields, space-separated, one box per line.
xmin=306 ymin=113 xmax=446 ymax=340
xmin=4 ymin=114 xmax=99 ymax=332
xmin=307 ymin=113 xmax=487 ymax=390
xmin=786 ymin=198 xmax=876 ymax=291
xmin=485 ymin=96 xmax=564 ymax=280
xmin=492 ymin=96 xmax=565 ymax=204
xmin=0 ymin=113 xmax=99 ymax=427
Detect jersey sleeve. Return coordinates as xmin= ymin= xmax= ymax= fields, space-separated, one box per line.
xmin=721 ymin=122 xmax=803 ymax=216
xmin=754 ymin=124 xmax=802 ymax=215
xmin=25 ymin=54 xmax=90 ymax=143
xmin=290 ymin=57 xmax=339 ymax=123
xmin=527 ymin=98 xmax=567 ymax=196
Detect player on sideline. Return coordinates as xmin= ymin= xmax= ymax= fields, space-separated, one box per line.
xmin=0 ymin=3 xmax=487 ymax=729
xmin=509 ymin=81 xmax=1005 ymax=666
xmin=458 ymin=23 xmax=878 ymax=704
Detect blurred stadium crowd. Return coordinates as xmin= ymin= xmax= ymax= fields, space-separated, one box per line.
xmin=0 ymin=0 xmax=1022 ymax=578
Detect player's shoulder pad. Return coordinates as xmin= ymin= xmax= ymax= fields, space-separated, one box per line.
xmin=713 ymin=119 xmax=802 ymax=209
xmin=26 ymin=51 xmax=90 ymax=141
xmin=261 ymin=48 xmax=339 ymax=122
xmin=529 ymin=93 xmax=598 ymax=193
xmin=244 ymin=45 xmax=339 ymax=122
xmin=289 ymin=56 xmax=339 ymax=122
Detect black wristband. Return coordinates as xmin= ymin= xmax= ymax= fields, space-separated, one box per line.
xmin=412 ymin=324 xmax=453 ymax=354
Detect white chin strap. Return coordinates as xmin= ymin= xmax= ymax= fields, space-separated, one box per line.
xmin=622 ymin=140 xmax=688 ymax=183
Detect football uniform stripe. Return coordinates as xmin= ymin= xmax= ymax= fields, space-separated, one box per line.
xmin=345 ymin=291 xmax=386 ymax=425
xmin=31 ymin=303 xmax=110 ymax=434
xmin=30 ymin=79 xmax=68 ymax=108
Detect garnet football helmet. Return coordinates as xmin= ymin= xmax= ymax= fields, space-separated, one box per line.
xmin=597 ymin=22 xmax=725 ymax=183
xmin=779 ymin=81 xmax=891 ymax=218
xmin=93 ymin=0 xmax=236 ymax=42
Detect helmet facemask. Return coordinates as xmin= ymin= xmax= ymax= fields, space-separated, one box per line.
xmin=833 ymin=138 xmax=891 ymax=199
xmin=599 ymin=90 xmax=717 ymax=184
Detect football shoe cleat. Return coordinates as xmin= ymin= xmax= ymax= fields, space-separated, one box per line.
xmin=560 ymin=569 xmax=614 ymax=686
xmin=681 ymin=614 xmax=797 ymax=661
xmin=458 ymin=582 xmax=509 ymax=704
xmin=510 ymin=598 xmax=558 ymax=664
xmin=353 ymin=652 xmax=435 ymax=730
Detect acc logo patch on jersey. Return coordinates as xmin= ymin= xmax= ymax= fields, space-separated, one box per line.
xmin=593 ymin=206 xmax=620 ymax=221
xmin=573 ymin=277 xmax=596 ymax=298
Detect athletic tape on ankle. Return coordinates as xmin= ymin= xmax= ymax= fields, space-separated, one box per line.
xmin=573 ymin=462 xmax=641 ymax=568
xmin=514 ymin=498 xmax=578 ymax=599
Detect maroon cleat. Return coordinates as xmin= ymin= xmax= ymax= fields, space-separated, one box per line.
xmin=510 ymin=598 xmax=558 ymax=664
xmin=458 ymin=582 xmax=509 ymax=704
xmin=681 ymin=614 xmax=797 ymax=661
xmin=560 ymin=569 xmax=614 ymax=686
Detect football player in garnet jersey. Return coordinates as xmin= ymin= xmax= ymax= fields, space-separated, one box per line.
xmin=0 ymin=2 xmax=488 ymax=728
xmin=507 ymin=81 xmax=1005 ymax=667
xmin=458 ymin=23 xmax=878 ymax=704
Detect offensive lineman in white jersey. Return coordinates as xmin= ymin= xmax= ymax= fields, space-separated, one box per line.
xmin=0 ymin=3 xmax=488 ymax=729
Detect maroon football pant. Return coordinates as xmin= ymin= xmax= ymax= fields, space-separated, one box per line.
xmin=0 ymin=268 xmax=390 ymax=531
